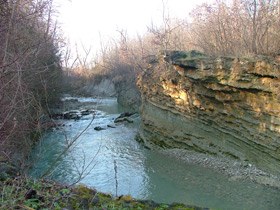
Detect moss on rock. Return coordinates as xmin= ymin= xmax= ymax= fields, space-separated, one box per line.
xmin=0 ymin=176 xmax=209 ymax=210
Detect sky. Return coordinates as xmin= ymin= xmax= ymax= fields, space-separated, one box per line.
xmin=53 ymin=0 xmax=210 ymax=61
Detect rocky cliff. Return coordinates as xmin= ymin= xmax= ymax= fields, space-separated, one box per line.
xmin=114 ymin=79 xmax=141 ymax=112
xmin=137 ymin=51 xmax=280 ymax=176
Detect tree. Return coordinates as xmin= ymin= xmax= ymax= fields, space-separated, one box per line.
xmin=190 ymin=0 xmax=280 ymax=56
xmin=0 ymin=0 xmax=63 ymax=170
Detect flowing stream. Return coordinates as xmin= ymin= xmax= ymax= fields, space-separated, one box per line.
xmin=30 ymin=97 xmax=280 ymax=210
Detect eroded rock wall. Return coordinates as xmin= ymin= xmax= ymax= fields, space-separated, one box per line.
xmin=137 ymin=51 xmax=280 ymax=176
xmin=83 ymin=78 xmax=117 ymax=97
xmin=115 ymin=79 xmax=141 ymax=112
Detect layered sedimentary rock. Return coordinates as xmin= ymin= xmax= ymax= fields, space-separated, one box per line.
xmin=137 ymin=51 xmax=280 ymax=176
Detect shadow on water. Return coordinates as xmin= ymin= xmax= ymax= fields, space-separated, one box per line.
xmin=30 ymin=97 xmax=280 ymax=210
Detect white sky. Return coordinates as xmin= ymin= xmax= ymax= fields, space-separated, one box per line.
xmin=54 ymin=0 xmax=211 ymax=61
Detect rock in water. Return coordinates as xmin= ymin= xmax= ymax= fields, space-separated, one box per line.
xmin=94 ymin=126 xmax=105 ymax=131
xmin=114 ymin=112 xmax=135 ymax=123
xmin=115 ymin=112 xmax=135 ymax=120
xmin=107 ymin=124 xmax=116 ymax=128
xmin=63 ymin=111 xmax=81 ymax=120
xmin=114 ymin=117 xmax=133 ymax=123
xmin=81 ymin=109 xmax=90 ymax=115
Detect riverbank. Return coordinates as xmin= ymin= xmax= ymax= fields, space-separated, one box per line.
xmin=159 ymin=148 xmax=280 ymax=189
xmin=0 ymin=176 xmax=207 ymax=210
xmin=137 ymin=51 xmax=280 ymax=184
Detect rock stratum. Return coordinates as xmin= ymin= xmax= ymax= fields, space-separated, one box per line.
xmin=137 ymin=51 xmax=280 ymax=177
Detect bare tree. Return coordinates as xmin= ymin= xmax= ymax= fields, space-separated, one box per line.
xmin=190 ymin=0 xmax=280 ymax=56
xmin=0 ymin=0 xmax=63 ymax=171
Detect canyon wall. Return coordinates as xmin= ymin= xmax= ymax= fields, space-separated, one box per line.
xmin=137 ymin=51 xmax=280 ymax=176
xmin=114 ymin=79 xmax=141 ymax=112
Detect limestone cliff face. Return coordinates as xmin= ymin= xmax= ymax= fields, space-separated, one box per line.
xmin=137 ymin=51 xmax=280 ymax=176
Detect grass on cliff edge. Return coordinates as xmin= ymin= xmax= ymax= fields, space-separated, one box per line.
xmin=0 ymin=176 xmax=209 ymax=210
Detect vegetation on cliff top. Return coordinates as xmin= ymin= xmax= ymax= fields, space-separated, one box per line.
xmin=66 ymin=0 xmax=279 ymax=98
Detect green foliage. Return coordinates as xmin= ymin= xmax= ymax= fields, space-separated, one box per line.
xmin=0 ymin=177 xmax=208 ymax=210
xmin=24 ymin=198 xmax=40 ymax=209
xmin=60 ymin=188 xmax=71 ymax=195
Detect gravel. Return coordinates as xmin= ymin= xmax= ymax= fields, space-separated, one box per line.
xmin=159 ymin=148 xmax=280 ymax=189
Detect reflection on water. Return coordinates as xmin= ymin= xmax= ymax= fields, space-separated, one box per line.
xmin=30 ymin=97 xmax=280 ymax=210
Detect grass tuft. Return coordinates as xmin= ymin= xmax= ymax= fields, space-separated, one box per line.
xmin=0 ymin=176 xmax=210 ymax=210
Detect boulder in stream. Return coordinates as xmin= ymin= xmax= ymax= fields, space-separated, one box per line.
xmin=107 ymin=124 xmax=116 ymax=128
xmin=64 ymin=113 xmax=81 ymax=120
xmin=114 ymin=117 xmax=133 ymax=123
xmin=114 ymin=112 xmax=135 ymax=123
xmin=81 ymin=109 xmax=95 ymax=116
xmin=94 ymin=126 xmax=106 ymax=131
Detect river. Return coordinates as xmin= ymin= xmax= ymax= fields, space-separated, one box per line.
xmin=29 ymin=97 xmax=280 ymax=210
